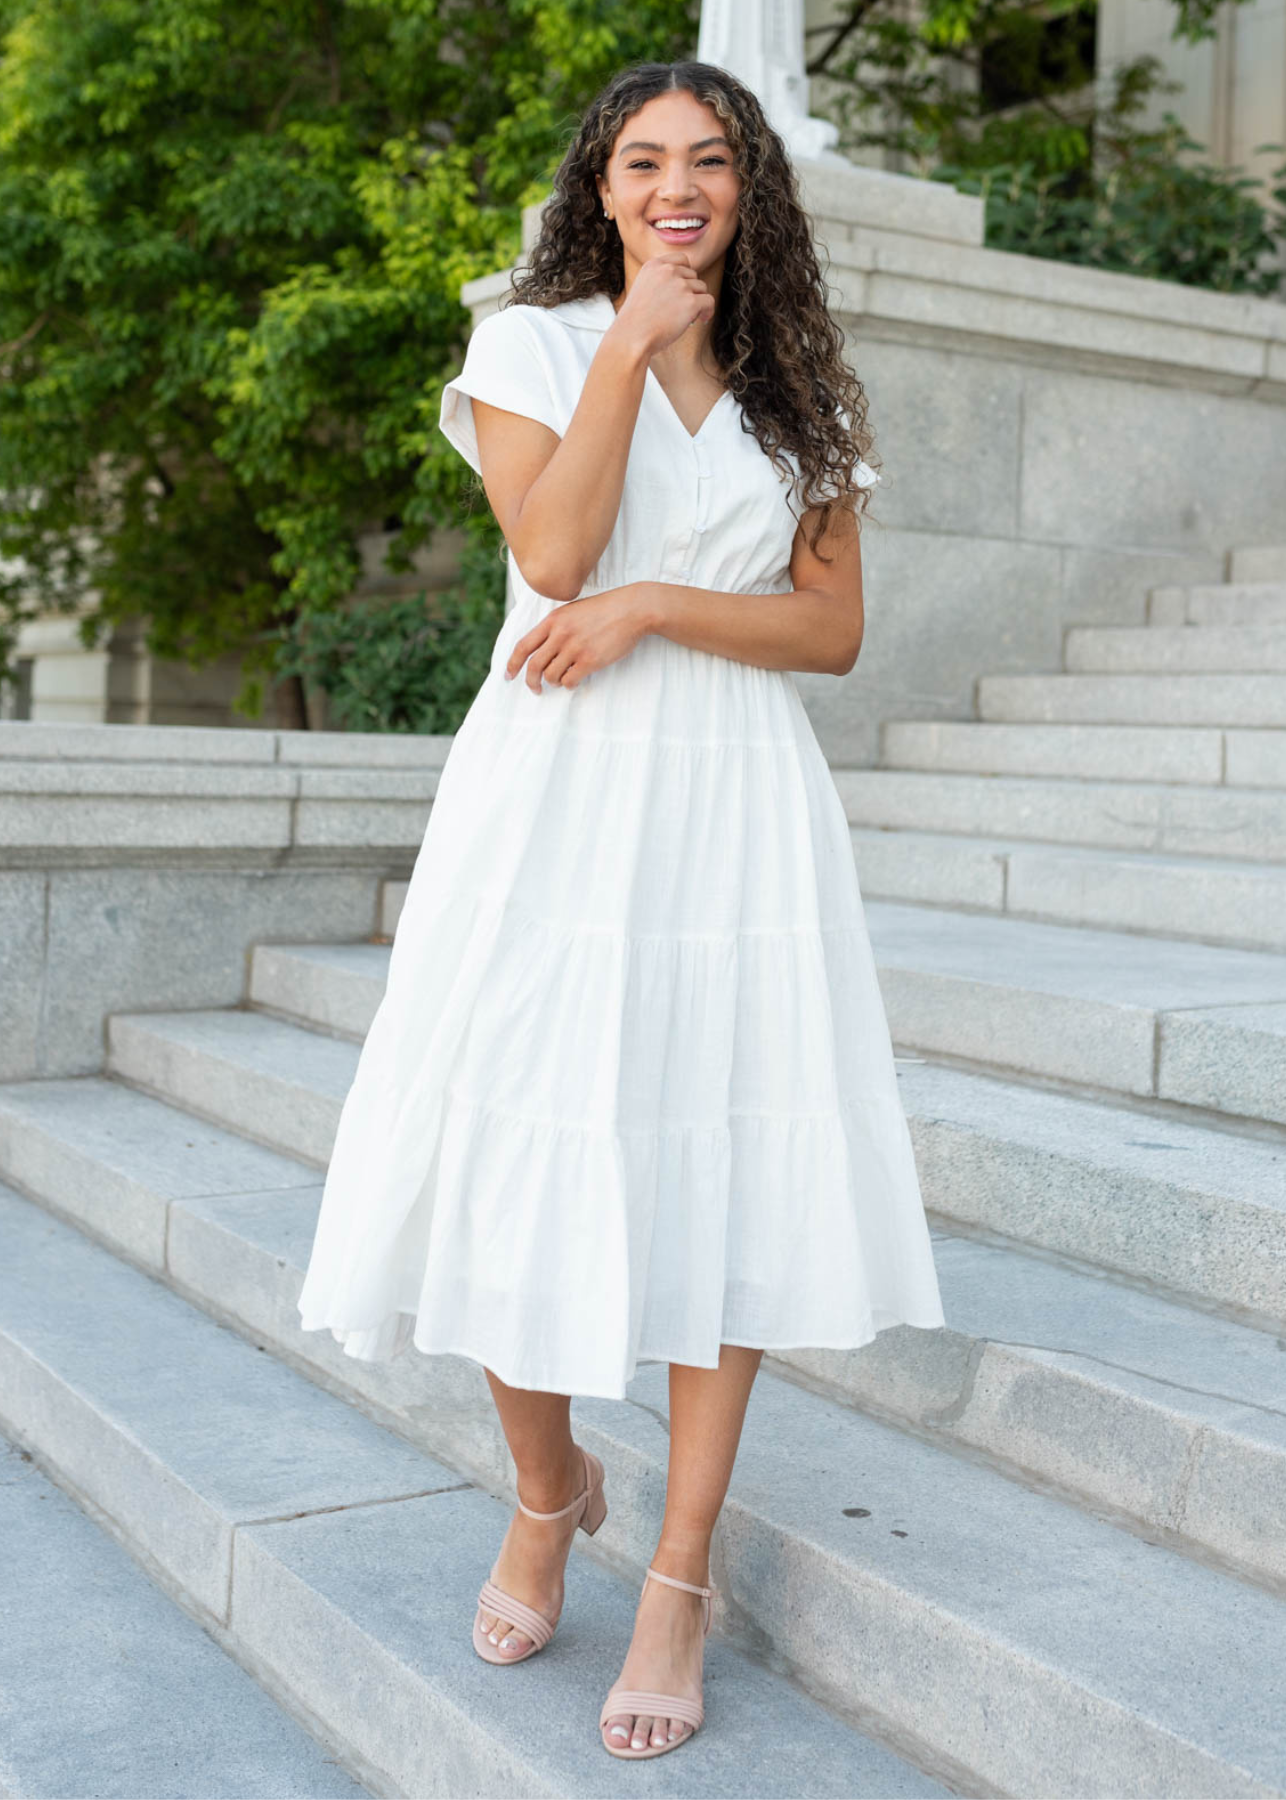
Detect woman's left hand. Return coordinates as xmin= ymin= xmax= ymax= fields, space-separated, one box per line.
xmin=504 ymin=582 xmax=657 ymax=693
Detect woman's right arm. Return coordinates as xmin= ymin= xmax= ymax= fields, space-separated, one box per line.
xmin=471 ymin=318 xmax=652 ymax=603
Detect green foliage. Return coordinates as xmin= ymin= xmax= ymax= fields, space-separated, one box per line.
xmin=810 ymin=3 xmax=1285 ymax=296
xmin=937 ymin=106 xmax=1285 ymax=294
xmin=0 ymin=0 xmax=694 ymax=721
xmin=273 ymin=525 xmax=509 ymax=735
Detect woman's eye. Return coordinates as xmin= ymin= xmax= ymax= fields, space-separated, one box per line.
xmin=626 ymin=157 xmax=727 ymax=170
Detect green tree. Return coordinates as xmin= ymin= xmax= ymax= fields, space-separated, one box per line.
xmin=0 ymin=0 xmax=693 ymax=723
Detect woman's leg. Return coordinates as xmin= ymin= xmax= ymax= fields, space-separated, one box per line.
xmin=476 ymin=1368 xmax=588 ymax=1657
xmin=603 ymin=1343 xmax=765 ymax=1750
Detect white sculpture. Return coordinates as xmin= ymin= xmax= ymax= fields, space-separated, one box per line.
xmin=697 ymin=0 xmax=850 ymax=165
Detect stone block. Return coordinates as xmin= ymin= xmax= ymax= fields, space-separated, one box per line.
xmin=36 ymin=869 xmax=380 ymax=1077
xmin=900 ymin=1061 xmax=1286 ymax=1325
xmin=106 ymin=1009 xmax=355 ymax=1165
xmin=1021 ymin=369 xmax=1285 ymax=551
xmin=1065 ymin=625 xmax=1286 ymax=673
xmin=835 ymin=768 xmax=1286 ymax=859
xmin=881 ymin=720 xmax=1223 ymax=784
xmin=1149 ymin=583 xmax=1286 ymax=626
xmin=1229 ymin=545 xmax=1286 ymax=582
xmin=850 ymin=827 xmax=1008 ymax=910
xmin=1159 ymin=1002 xmax=1286 ymax=1126
xmin=979 ymin=672 xmax=1286 ymax=725
xmin=1225 ymin=730 xmax=1286 ymax=789
xmin=1005 ymin=845 xmax=1286 ymax=953
xmin=0 ymin=1076 xmax=315 ymax=1271
xmin=249 ymin=943 xmax=387 ymax=1039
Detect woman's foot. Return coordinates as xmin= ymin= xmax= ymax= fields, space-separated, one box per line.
xmin=477 ymin=1444 xmax=587 ymax=1657
xmin=601 ymin=1560 xmax=709 ymax=1751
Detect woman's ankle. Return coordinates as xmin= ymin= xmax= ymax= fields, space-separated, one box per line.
xmin=648 ymin=1538 xmax=712 ymax=1589
xmin=513 ymin=1441 xmax=584 ymax=1513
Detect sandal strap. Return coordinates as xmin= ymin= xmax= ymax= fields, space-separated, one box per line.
xmin=643 ymin=1564 xmax=715 ymax=1634
xmin=643 ymin=1565 xmax=711 ymax=1599
xmin=477 ymin=1577 xmax=558 ymax=1650
xmin=599 ymin=1688 xmax=704 ymax=1731
xmin=515 ymin=1446 xmax=595 ymax=1521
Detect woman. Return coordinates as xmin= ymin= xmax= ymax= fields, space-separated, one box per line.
xmin=296 ymin=58 xmax=946 ymax=1763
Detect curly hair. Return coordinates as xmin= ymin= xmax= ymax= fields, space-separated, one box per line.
xmin=505 ymin=59 xmax=878 ymax=556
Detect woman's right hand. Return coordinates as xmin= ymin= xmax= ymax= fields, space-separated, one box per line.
xmin=607 ymin=252 xmax=716 ymax=359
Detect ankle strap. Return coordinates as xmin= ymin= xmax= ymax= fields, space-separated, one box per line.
xmin=644 ymin=1565 xmax=712 ymax=1599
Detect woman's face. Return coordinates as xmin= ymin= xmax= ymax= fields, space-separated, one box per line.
xmin=596 ymin=89 xmax=742 ymax=284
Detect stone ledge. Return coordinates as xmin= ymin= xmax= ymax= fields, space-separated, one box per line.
xmin=0 ymin=721 xmax=454 ymax=766
xmin=0 ymin=748 xmax=442 ymax=863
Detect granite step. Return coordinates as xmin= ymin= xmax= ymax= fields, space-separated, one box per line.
xmin=977 ymin=672 xmax=1286 ymax=727
xmin=1228 ymin=545 xmax=1286 ymax=583
xmin=1147 ymin=582 xmax=1286 ymax=627
xmin=0 ymin=1182 xmax=932 ymax=1800
xmin=4 ymin=1177 xmax=1285 ymax=1797
xmin=1065 ymin=625 xmax=1286 ymax=674
xmin=880 ymin=721 xmax=1286 ymax=788
xmin=848 ymin=830 xmax=1286 ymax=953
xmin=90 ymin=998 xmax=1286 ymax=1331
xmin=833 ymin=768 xmax=1286 ymax=860
xmin=0 ymin=1430 xmax=367 ymax=1799
xmin=1 ymin=1073 xmax=1282 ymax=1595
xmin=244 ymin=914 xmax=1286 ymax=1128
xmin=866 ymin=901 xmax=1286 ymax=1122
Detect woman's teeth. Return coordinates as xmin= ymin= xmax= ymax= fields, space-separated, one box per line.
xmin=651 ymin=218 xmax=708 ymax=239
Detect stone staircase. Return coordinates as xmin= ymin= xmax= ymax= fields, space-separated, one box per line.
xmin=2 ymin=549 xmax=1285 ymax=1797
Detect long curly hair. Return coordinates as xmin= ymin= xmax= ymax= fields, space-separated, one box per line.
xmin=505 ymin=59 xmax=878 ymax=555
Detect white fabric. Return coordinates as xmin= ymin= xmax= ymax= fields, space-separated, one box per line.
xmin=296 ymin=290 xmax=945 ymax=1399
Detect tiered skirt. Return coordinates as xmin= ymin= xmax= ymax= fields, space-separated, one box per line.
xmin=296 ymin=594 xmax=946 ymax=1398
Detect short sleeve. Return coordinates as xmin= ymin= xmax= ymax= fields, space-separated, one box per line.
xmin=439 ymin=306 xmax=563 ymax=476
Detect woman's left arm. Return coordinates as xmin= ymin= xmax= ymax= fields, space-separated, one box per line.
xmin=504 ymin=502 xmax=863 ymax=691
xmin=642 ymin=500 xmax=864 ymax=677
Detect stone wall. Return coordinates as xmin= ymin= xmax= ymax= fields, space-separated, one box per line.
xmin=0 ymin=722 xmax=449 ymax=1080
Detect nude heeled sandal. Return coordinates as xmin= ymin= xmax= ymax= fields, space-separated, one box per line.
xmin=598 ymin=1565 xmax=716 ymax=1758
xmin=472 ymin=1444 xmax=608 ymax=1665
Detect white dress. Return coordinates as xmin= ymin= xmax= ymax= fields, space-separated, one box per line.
xmin=295 ymin=290 xmax=947 ymax=1399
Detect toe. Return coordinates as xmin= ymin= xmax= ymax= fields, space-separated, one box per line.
xmin=668 ymin=1716 xmax=690 ymax=1742
xmin=631 ymin=1714 xmax=653 ymax=1751
xmin=495 ymin=1619 xmax=533 ymax=1656
xmin=604 ymin=1711 xmax=633 ymax=1747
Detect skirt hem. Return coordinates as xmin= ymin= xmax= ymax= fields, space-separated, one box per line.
xmin=295 ymin=1308 xmax=949 ymax=1402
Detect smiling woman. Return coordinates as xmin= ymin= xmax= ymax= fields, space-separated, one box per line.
xmin=295 ymin=56 xmax=944 ymax=1770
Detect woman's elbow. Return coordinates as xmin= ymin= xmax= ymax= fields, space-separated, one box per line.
xmin=511 ymin=548 xmax=589 ymax=605
xmin=832 ymin=622 xmax=863 ymax=676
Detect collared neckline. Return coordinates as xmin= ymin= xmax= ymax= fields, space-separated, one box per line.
xmin=547 ymin=291 xmax=619 ymax=331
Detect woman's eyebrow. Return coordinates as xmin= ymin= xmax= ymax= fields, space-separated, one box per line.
xmin=617 ymin=136 xmax=732 ymax=155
